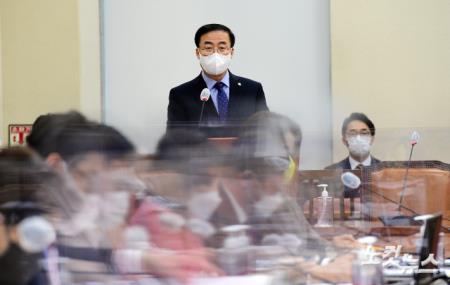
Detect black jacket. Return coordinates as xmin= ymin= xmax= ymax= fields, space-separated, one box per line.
xmin=325 ymin=156 xmax=381 ymax=170
xmin=167 ymin=72 xmax=268 ymax=136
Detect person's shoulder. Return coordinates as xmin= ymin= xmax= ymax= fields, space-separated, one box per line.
xmin=371 ymin=156 xmax=382 ymax=164
xmin=230 ymin=73 xmax=262 ymax=87
xmin=170 ymin=74 xmax=204 ymax=93
xmin=325 ymin=157 xmax=350 ymax=170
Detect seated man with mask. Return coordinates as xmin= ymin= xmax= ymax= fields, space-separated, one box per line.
xmin=326 ymin=112 xmax=380 ymax=170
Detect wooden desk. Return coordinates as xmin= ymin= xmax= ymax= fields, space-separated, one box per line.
xmin=313 ymin=220 xmax=450 ymax=257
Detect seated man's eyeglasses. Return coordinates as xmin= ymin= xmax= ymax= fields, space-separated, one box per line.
xmin=346 ymin=130 xmax=371 ymax=137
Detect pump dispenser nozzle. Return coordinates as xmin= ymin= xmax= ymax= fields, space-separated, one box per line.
xmin=318 ymin=184 xmax=328 ymax=198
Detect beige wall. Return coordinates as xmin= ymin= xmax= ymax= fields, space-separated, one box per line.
xmin=330 ymin=0 xmax=450 ymax=164
xmin=78 ymin=0 xmax=101 ymax=122
xmin=0 ymin=11 xmax=3 ymax=144
xmin=0 ymin=0 xmax=101 ymax=146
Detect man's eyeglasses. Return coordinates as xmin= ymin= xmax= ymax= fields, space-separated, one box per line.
xmin=198 ymin=46 xmax=231 ymax=56
xmin=345 ymin=130 xmax=372 ymax=137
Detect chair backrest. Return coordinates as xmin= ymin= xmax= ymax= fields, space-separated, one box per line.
xmin=361 ymin=160 xmax=450 ymax=227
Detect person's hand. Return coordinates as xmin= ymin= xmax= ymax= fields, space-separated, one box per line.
xmin=332 ymin=234 xmax=365 ymax=249
xmin=141 ymin=249 xmax=221 ymax=282
xmin=297 ymin=253 xmax=355 ymax=283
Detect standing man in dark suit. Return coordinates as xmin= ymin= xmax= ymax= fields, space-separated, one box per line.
xmin=326 ymin=112 xmax=380 ymax=170
xmin=167 ymin=24 xmax=269 ymax=136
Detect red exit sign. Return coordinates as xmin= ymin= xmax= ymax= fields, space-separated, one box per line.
xmin=9 ymin=124 xmax=32 ymax=146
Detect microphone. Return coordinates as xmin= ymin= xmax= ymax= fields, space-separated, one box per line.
xmin=341 ymin=172 xmax=361 ymax=189
xmin=199 ymin=88 xmax=211 ymax=123
xmin=410 ymin=130 xmax=420 ymax=146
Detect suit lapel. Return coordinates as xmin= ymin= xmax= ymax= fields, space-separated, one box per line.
xmin=344 ymin=157 xmax=352 ymax=169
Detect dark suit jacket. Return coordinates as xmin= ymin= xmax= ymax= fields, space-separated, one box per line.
xmin=167 ymin=72 xmax=268 ymax=136
xmin=325 ymin=155 xmax=381 ymax=198
xmin=325 ymin=156 xmax=381 ymax=170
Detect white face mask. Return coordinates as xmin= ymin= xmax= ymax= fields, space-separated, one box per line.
xmin=253 ymin=193 xmax=284 ymax=219
xmin=56 ymin=194 xmax=100 ymax=236
xmin=347 ymin=135 xmax=372 ymax=158
xmin=100 ymin=191 xmax=130 ymax=229
xmin=199 ymin=52 xmax=231 ymax=75
xmin=187 ymin=190 xmax=222 ymax=221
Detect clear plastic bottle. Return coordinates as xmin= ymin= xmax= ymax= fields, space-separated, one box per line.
xmin=217 ymin=225 xmax=252 ymax=275
xmin=352 ymin=249 xmax=384 ymax=285
xmin=315 ymin=184 xmax=333 ymax=227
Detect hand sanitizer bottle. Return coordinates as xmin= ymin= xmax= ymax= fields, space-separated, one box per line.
xmin=315 ymin=184 xmax=333 ymax=227
xmin=217 ymin=225 xmax=252 ymax=275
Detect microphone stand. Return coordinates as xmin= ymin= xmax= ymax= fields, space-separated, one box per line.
xmin=397 ymin=143 xmax=415 ymax=212
xmin=199 ymin=101 xmax=206 ymax=123
xmin=378 ymin=141 xmax=420 ymax=226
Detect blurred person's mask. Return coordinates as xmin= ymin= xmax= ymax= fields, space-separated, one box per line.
xmin=0 ymin=243 xmax=42 ymax=285
xmin=199 ymin=53 xmax=231 ymax=75
xmin=187 ymin=218 xmax=216 ymax=239
xmin=100 ymin=191 xmax=130 ymax=229
xmin=93 ymin=169 xmax=143 ymax=229
xmin=55 ymin=193 xmax=100 ymax=237
xmin=347 ymin=135 xmax=371 ymax=158
xmin=187 ymin=190 xmax=222 ymax=221
xmin=253 ymin=193 xmax=284 ymax=219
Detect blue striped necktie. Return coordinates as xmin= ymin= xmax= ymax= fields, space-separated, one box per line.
xmin=214 ymin=81 xmax=228 ymax=121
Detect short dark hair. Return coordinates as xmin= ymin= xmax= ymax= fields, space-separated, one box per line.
xmin=237 ymin=111 xmax=302 ymax=174
xmin=27 ymin=111 xmax=88 ymax=158
xmin=341 ymin=112 xmax=376 ymax=137
xmin=194 ymin=23 xmax=235 ymax=48
xmin=155 ymin=129 xmax=210 ymax=161
xmin=54 ymin=123 xmax=135 ymax=163
xmin=0 ymin=147 xmax=56 ymax=223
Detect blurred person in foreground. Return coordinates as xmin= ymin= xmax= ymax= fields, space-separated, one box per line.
xmin=0 ymin=147 xmax=58 ymax=285
xmin=151 ymin=129 xmax=249 ymax=246
xmin=236 ymin=112 xmax=324 ymax=246
xmin=236 ymin=112 xmax=364 ymax=283
xmin=26 ymin=112 xmax=219 ymax=282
